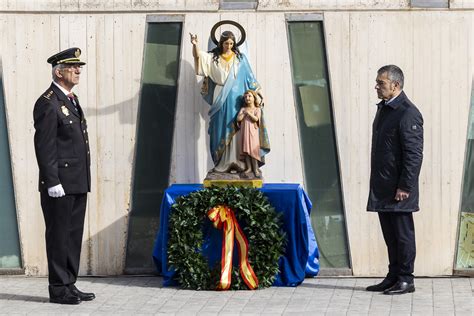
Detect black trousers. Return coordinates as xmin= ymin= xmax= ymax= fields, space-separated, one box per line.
xmin=378 ymin=212 xmax=416 ymax=283
xmin=40 ymin=192 xmax=87 ymax=294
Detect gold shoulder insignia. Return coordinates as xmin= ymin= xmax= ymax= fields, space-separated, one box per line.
xmin=42 ymin=90 xmax=53 ymax=100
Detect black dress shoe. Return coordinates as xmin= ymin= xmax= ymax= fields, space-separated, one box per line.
xmin=69 ymin=284 xmax=96 ymax=301
xmin=50 ymin=292 xmax=81 ymax=305
xmin=366 ymin=279 xmax=397 ymax=292
xmin=383 ymin=281 xmax=415 ymax=295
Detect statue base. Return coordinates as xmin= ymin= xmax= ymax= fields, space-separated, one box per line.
xmin=203 ymin=170 xmax=263 ymax=188
xmin=203 ymin=178 xmax=263 ymax=188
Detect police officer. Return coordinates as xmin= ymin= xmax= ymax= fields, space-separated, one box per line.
xmin=33 ymin=47 xmax=94 ymax=304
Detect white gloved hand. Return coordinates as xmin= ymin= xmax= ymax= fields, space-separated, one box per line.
xmin=48 ymin=184 xmax=66 ymax=198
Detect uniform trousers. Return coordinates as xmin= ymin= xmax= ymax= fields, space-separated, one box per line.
xmin=378 ymin=212 xmax=416 ymax=283
xmin=40 ymin=192 xmax=87 ymax=296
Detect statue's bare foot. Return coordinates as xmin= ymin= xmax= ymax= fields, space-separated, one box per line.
xmin=254 ymin=169 xmax=262 ymax=178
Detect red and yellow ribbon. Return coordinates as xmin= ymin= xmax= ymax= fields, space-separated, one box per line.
xmin=207 ymin=205 xmax=258 ymax=290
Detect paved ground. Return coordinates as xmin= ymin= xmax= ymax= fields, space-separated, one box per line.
xmin=0 ymin=276 xmax=472 ymax=315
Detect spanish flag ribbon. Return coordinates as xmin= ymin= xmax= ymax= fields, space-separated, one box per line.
xmin=207 ymin=205 xmax=258 ymax=290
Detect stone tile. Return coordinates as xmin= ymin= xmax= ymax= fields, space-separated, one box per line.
xmin=0 ymin=276 xmax=470 ymax=315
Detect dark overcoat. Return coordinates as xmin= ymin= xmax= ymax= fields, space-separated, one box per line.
xmin=367 ymin=91 xmax=423 ymax=212
xmin=33 ymin=83 xmax=91 ymax=194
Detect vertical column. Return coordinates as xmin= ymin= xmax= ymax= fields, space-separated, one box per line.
xmin=125 ymin=17 xmax=183 ymax=273
xmin=455 ymin=79 xmax=474 ymax=272
xmin=287 ymin=18 xmax=350 ymax=270
xmin=0 ymin=59 xmax=22 ymax=271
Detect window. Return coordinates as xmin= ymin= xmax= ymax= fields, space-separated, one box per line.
xmin=220 ymin=0 xmax=257 ymax=10
xmin=287 ymin=16 xmax=351 ymax=271
xmin=0 ymin=59 xmax=22 ymax=271
xmin=125 ymin=17 xmax=183 ymax=273
xmin=455 ymin=78 xmax=474 ymax=272
xmin=411 ymin=0 xmax=448 ymax=8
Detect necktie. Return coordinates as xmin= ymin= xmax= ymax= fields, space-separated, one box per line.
xmin=67 ymin=93 xmax=78 ymax=112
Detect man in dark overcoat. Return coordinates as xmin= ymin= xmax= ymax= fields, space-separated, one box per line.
xmin=33 ymin=47 xmax=94 ymax=304
xmin=366 ymin=65 xmax=423 ymax=295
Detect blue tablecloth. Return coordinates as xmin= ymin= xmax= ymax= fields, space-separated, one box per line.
xmin=152 ymin=183 xmax=319 ymax=287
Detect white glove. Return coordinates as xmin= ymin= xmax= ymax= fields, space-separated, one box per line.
xmin=48 ymin=184 xmax=66 ymax=198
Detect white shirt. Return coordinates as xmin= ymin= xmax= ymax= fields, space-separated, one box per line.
xmin=52 ymin=81 xmax=73 ymax=97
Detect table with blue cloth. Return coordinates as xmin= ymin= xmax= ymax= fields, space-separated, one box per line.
xmin=152 ymin=183 xmax=319 ymax=287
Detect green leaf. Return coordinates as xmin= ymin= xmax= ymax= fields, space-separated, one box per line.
xmin=167 ymin=186 xmax=286 ymax=290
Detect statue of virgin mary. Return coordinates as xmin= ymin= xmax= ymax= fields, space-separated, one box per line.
xmin=190 ymin=21 xmax=270 ymax=179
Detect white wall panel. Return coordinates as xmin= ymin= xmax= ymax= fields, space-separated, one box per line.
xmin=258 ymin=0 xmax=410 ymax=10
xmin=451 ymin=0 xmax=474 ymax=8
xmin=0 ymin=0 xmax=415 ymax=12
xmin=0 ymin=13 xmax=144 ymax=276
xmin=0 ymin=0 xmax=215 ymax=11
xmin=0 ymin=9 xmax=472 ymax=276
xmin=325 ymin=11 xmax=473 ymax=276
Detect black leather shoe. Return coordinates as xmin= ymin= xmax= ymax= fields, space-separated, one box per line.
xmin=383 ymin=281 xmax=415 ymax=295
xmin=50 ymin=292 xmax=81 ymax=305
xmin=49 ymin=285 xmax=81 ymax=305
xmin=69 ymin=284 xmax=96 ymax=301
xmin=366 ymin=279 xmax=397 ymax=292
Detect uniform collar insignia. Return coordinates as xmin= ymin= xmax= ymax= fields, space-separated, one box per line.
xmin=43 ymin=90 xmax=54 ymax=100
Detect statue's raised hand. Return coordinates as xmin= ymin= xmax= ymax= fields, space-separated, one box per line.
xmin=190 ymin=33 xmax=198 ymax=45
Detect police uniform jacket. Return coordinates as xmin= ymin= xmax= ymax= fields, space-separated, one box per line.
xmin=33 ymin=83 xmax=91 ymax=194
xmin=367 ymin=91 xmax=423 ymax=212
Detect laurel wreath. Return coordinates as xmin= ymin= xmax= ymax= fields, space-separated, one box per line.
xmin=167 ymin=186 xmax=286 ymax=290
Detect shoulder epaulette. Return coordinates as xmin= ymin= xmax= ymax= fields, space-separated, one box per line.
xmin=42 ymin=90 xmax=54 ymax=100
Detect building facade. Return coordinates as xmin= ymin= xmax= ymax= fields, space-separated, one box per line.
xmin=0 ymin=0 xmax=473 ymax=277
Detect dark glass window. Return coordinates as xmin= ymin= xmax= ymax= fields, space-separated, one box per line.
xmin=0 ymin=60 xmax=22 ymax=270
xmin=456 ymin=79 xmax=474 ymax=270
xmin=287 ymin=21 xmax=350 ymax=269
xmin=220 ymin=0 xmax=257 ymax=9
xmin=125 ymin=21 xmax=182 ymax=273
xmin=411 ymin=0 xmax=448 ymax=8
